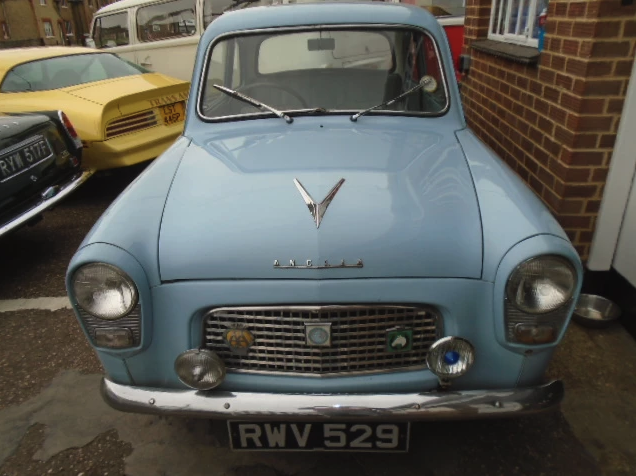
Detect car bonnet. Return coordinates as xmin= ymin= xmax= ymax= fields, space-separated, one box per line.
xmin=158 ymin=116 xmax=483 ymax=280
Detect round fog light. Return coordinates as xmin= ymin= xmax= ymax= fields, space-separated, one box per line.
xmin=426 ymin=336 xmax=475 ymax=379
xmin=175 ymin=349 xmax=226 ymax=390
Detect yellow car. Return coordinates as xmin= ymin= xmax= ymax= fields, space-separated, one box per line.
xmin=0 ymin=47 xmax=189 ymax=171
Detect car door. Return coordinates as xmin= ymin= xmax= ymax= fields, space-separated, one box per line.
xmin=133 ymin=0 xmax=199 ymax=81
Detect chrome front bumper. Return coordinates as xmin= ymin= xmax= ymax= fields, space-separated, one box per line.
xmin=0 ymin=169 xmax=94 ymax=237
xmin=102 ymin=379 xmax=564 ymax=421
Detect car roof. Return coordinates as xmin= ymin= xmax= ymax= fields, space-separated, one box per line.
xmin=0 ymin=47 xmax=101 ymax=72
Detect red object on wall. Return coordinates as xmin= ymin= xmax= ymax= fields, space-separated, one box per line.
xmin=438 ymin=18 xmax=465 ymax=82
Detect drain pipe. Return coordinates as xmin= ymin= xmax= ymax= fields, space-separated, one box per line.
xmin=1 ymin=0 xmax=9 ymax=39
xmin=27 ymin=0 xmax=43 ymax=44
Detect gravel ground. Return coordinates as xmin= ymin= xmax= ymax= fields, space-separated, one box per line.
xmin=0 ymin=166 xmax=145 ymax=300
xmin=0 ymin=425 xmax=131 ymax=476
xmin=0 ymin=309 xmax=102 ymax=411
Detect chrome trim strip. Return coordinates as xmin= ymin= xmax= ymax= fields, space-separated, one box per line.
xmin=274 ymin=258 xmax=363 ymax=269
xmin=102 ymin=379 xmax=564 ymax=421
xmin=0 ymin=169 xmax=94 ymax=237
xmin=196 ymin=24 xmax=450 ymax=123
xmin=206 ymin=304 xmax=435 ymax=313
xmin=221 ymin=363 xmax=429 ymax=378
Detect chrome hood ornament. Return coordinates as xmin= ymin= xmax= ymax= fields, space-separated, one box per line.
xmin=293 ymin=178 xmax=345 ymax=228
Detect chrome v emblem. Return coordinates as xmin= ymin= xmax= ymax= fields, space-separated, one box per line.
xmin=293 ymin=178 xmax=345 ymax=228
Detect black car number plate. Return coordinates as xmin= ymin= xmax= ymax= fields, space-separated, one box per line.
xmin=0 ymin=137 xmax=53 ymax=182
xmin=228 ymin=421 xmax=410 ymax=452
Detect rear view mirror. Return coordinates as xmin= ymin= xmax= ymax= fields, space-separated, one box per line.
xmin=307 ymin=38 xmax=335 ymax=51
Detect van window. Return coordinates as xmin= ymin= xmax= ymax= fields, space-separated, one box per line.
xmin=202 ymin=0 xmax=233 ymax=28
xmin=137 ymin=0 xmax=196 ymax=42
xmin=93 ymin=12 xmax=129 ymax=48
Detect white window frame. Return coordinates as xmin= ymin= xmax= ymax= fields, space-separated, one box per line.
xmin=65 ymin=21 xmax=74 ymax=35
xmin=39 ymin=0 xmax=46 ymax=5
xmin=43 ymin=21 xmax=54 ymax=37
xmin=488 ymin=0 xmax=540 ymax=47
xmin=61 ymin=0 xmax=68 ymax=7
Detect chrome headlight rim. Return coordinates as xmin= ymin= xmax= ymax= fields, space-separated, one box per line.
xmin=506 ymin=254 xmax=577 ymax=315
xmin=426 ymin=336 xmax=475 ymax=380
xmin=175 ymin=349 xmax=226 ymax=391
xmin=72 ymin=262 xmax=139 ymax=320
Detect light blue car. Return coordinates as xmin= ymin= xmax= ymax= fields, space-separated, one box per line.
xmin=66 ymin=0 xmax=583 ymax=452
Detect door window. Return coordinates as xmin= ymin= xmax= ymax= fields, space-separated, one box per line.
xmin=92 ymin=12 xmax=129 ymax=48
xmin=202 ymin=0 xmax=233 ymax=28
xmin=136 ymin=0 xmax=196 ymax=42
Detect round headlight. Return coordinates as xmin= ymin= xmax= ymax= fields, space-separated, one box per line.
xmin=506 ymin=256 xmax=577 ymax=314
xmin=72 ymin=263 xmax=138 ymax=320
xmin=175 ymin=349 xmax=226 ymax=390
xmin=426 ymin=336 xmax=475 ymax=379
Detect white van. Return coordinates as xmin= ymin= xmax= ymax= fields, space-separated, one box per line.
xmin=87 ymin=0 xmax=234 ymax=81
xmin=88 ymin=0 xmax=465 ymax=83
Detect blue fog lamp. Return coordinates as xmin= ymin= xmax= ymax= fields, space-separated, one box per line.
xmin=426 ymin=336 xmax=475 ymax=380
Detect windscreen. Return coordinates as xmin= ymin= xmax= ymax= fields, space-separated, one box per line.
xmin=200 ymin=27 xmax=448 ymax=119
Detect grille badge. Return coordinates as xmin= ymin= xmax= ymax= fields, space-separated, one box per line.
xmin=386 ymin=329 xmax=413 ymax=353
xmin=305 ymin=323 xmax=332 ymax=347
xmin=223 ymin=327 xmax=255 ymax=355
xmin=294 ymin=178 xmax=345 ymax=228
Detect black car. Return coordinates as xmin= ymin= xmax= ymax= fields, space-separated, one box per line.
xmin=0 ymin=111 xmax=93 ymax=237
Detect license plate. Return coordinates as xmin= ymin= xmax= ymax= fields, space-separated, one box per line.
xmin=0 ymin=137 xmax=53 ymax=182
xmin=228 ymin=421 xmax=410 ymax=452
xmin=159 ymin=102 xmax=185 ymax=126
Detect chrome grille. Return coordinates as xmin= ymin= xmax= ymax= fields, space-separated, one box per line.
xmin=203 ymin=305 xmax=442 ymax=376
xmin=105 ymin=110 xmax=158 ymax=139
xmin=78 ymin=304 xmax=141 ymax=346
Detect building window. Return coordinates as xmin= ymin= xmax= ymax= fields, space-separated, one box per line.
xmin=1 ymin=22 xmax=9 ymax=40
xmin=43 ymin=20 xmax=54 ymax=37
xmin=60 ymin=0 xmax=68 ymax=7
xmin=40 ymin=0 xmax=46 ymax=5
xmin=488 ymin=0 xmax=549 ymax=47
xmin=65 ymin=21 xmax=73 ymax=35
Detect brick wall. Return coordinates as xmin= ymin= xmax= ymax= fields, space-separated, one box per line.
xmin=0 ymin=0 xmax=93 ymax=46
xmin=461 ymin=0 xmax=636 ymax=260
xmin=2 ymin=0 xmax=41 ymax=41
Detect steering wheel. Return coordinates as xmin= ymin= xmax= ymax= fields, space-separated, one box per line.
xmin=237 ymin=82 xmax=309 ymax=109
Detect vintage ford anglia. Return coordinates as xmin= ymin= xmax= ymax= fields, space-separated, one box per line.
xmin=66 ymin=1 xmax=583 ymax=452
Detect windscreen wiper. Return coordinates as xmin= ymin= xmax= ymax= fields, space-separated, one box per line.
xmin=213 ymin=84 xmax=293 ymax=124
xmin=350 ymin=76 xmax=437 ymax=122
